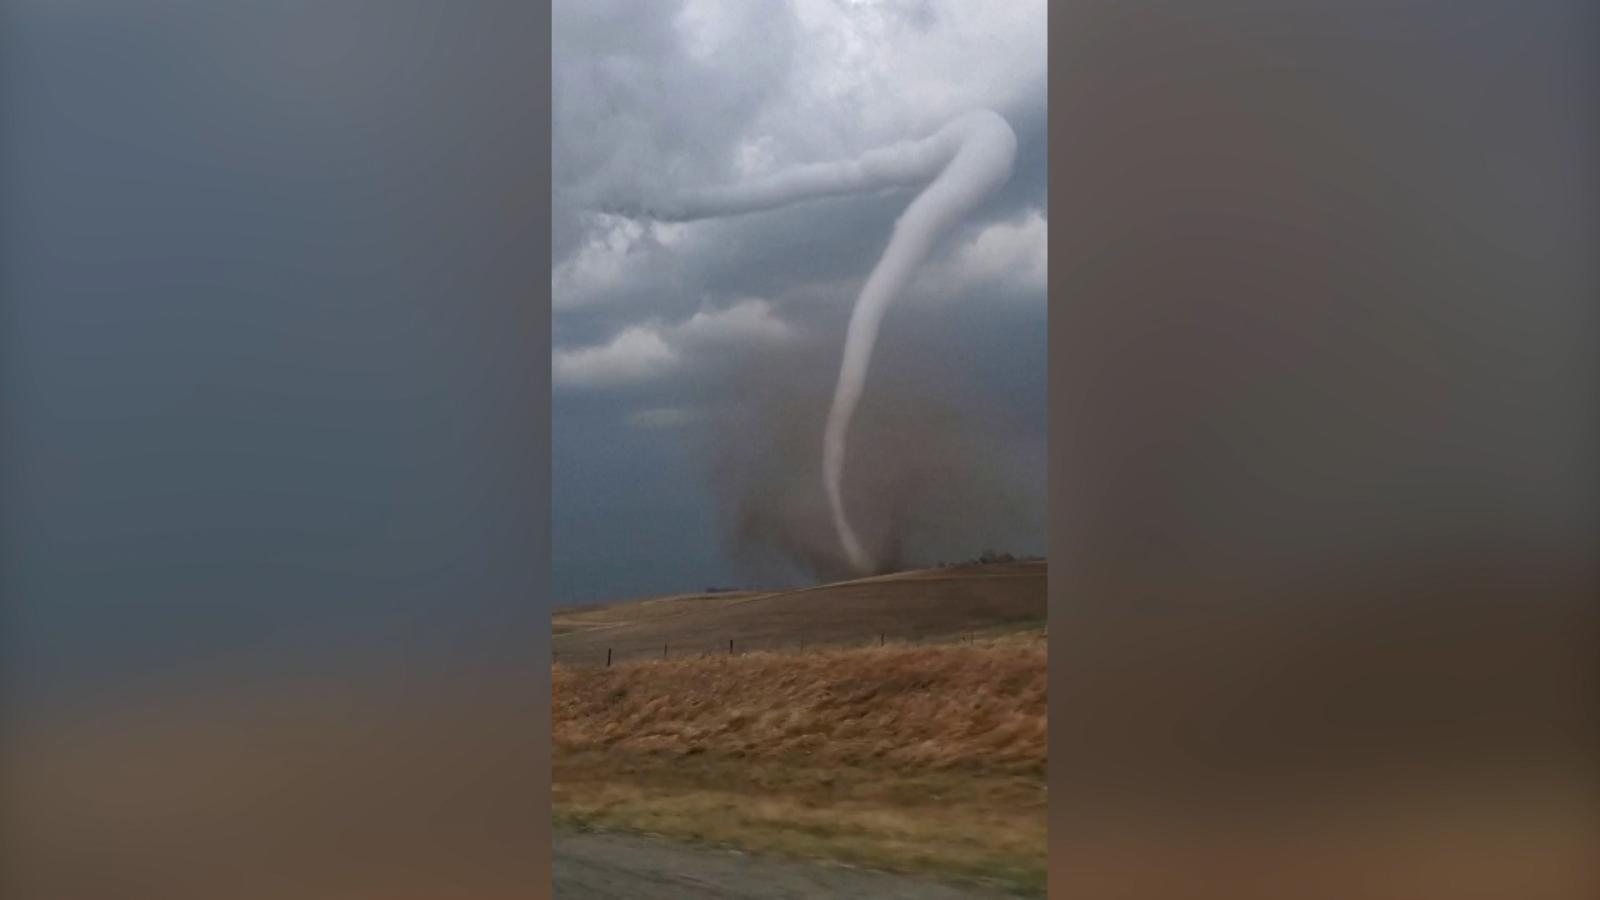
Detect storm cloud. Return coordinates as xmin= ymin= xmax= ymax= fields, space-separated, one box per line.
xmin=552 ymin=0 xmax=1048 ymax=601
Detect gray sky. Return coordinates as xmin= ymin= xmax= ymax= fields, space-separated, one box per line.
xmin=2 ymin=0 xmax=548 ymax=710
xmin=552 ymin=0 xmax=1049 ymax=603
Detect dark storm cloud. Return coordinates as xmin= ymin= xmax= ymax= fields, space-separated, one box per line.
xmin=552 ymin=0 xmax=1047 ymax=600
xmin=552 ymin=0 xmax=798 ymax=262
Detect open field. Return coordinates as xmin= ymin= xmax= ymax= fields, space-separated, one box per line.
xmin=553 ymin=591 xmax=763 ymax=635
xmin=552 ymin=630 xmax=1048 ymax=896
xmin=552 ymin=560 xmax=1046 ymax=667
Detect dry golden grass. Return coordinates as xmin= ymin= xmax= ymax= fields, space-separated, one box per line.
xmin=552 ymin=591 xmax=764 ymax=634
xmin=552 ymin=560 xmax=1045 ymax=667
xmin=553 ymin=633 xmax=1047 ymax=894
xmin=553 ymin=633 xmax=1045 ymax=772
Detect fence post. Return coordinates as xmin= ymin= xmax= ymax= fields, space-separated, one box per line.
xmin=606 ymin=648 xmax=612 ymax=668
xmin=729 ymin=638 xmax=735 ymax=656
xmin=664 ymin=642 xmax=668 ymax=659
xmin=880 ymin=632 xmax=885 ymax=647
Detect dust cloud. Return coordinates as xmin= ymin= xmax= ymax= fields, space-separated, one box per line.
xmin=695 ymin=338 xmax=1042 ymax=585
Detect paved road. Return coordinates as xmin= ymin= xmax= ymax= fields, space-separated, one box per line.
xmin=554 ymin=829 xmax=1015 ymax=899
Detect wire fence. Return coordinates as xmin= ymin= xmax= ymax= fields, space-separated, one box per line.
xmin=551 ymin=623 xmax=1045 ymax=669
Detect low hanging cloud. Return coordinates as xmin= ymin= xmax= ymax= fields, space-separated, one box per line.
xmin=551 ymin=216 xmax=649 ymax=311
xmin=553 ymin=215 xmax=694 ymax=312
xmin=678 ymin=298 xmax=798 ymax=345
xmin=552 ymin=327 xmax=680 ymax=390
xmin=553 ymin=298 xmax=797 ymax=390
xmin=912 ymin=207 xmax=1047 ymax=304
xmin=947 ymin=207 xmax=1047 ymax=294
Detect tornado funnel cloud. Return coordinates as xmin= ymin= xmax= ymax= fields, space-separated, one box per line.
xmin=614 ymin=111 xmax=1017 ymax=575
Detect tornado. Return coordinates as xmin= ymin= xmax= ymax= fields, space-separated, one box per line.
xmin=612 ymin=110 xmax=1017 ymax=574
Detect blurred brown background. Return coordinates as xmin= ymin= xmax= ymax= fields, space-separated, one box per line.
xmin=1049 ymin=2 xmax=1597 ymax=897
xmin=1 ymin=2 xmax=551 ymax=897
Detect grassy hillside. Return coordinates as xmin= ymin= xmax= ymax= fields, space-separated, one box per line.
xmin=553 ymin=631 xmax=1048 ymax=895
xmin=552 ymin=591 xmax=761 ymax=635
xmin=552 ymin=560 xmax=1045 ymax=667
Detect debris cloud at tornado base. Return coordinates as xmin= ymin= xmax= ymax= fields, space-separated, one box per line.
xmin=695 ymin=339 xmax=1043 ymax=586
